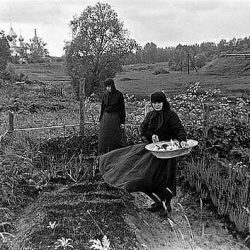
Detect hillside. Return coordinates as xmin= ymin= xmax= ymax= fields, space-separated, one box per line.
xmin=200 ymin=55 xmax=250 ymax=76
xmin=8 ymin=59 xmax=250 ymax=98
xmin=12 ymin=62 xmax=71 ymax=86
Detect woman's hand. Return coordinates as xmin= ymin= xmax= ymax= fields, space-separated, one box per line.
xmin=152 ymin=134 xmax=159 ymax=143
xmin=180 ymin=141 xmax=188 ymax=148
xmin=120 ymin=124 xmax=125 ymax=130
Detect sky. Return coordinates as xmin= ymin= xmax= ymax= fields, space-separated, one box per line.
xmin=1 ymin=0 xmax=250 ymax=57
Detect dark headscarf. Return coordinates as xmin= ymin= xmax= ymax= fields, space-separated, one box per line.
xmin=103 ymin=78 xmax=117 ymax=109
xmin=104 ymin=78 xmax=116 ymax=93
xmin=150 ymin=91 xmax=170 ymax=111
xmin=102 ymin=78 xmax=125 ymax=115
xmin=150 ymin=91 xmax=171 ymax=132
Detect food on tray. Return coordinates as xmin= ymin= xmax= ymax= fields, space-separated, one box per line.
xmin=153 ymin=140 xmax=188 ymax=151
xmin=145 ymin=139 xmax=198 ymax=159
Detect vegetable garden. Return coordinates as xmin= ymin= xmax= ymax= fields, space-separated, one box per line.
xmin=1 ymin=72 xmax=250 ymax=248
xmin=84 ymin=81 xmax=250 ymax=234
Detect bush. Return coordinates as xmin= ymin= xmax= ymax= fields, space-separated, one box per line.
xmin=0 ymin=34 xmax=10 ymax=72
xmin=1 ymin=64 xmax=16 ymax=81
xmin=153 ymin=68 xmax=169 ymax=75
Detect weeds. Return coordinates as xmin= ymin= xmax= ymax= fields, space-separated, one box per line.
xmin=47 ymin=221 xmax=57 ymax=235
xmin=90 ymin=235 xmax=110 ymax=250
xmin=54 ymin=237 xmax=73 ymax=249
xmin=0 ymin=80 xmax=250 ymax=248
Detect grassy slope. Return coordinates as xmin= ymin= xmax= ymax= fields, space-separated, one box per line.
xmin=13 ymin=62 xmax=71 ymax=87
xmin=114 ymin=61 xmax=250 ymax=98
xmin=10 ymin=59 xmax=250 ymax=99
xmin=200 ymin=56 xmax=250 ymax=76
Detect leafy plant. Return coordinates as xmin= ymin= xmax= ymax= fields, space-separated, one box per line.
xmin=90 ymin=235 xmax=110 ymax=250
xmin=55 ymin=237 xmax=73 ymax=249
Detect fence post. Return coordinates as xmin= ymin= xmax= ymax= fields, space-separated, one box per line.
xmin=247 ymin=112 xmax=250 ymax=124
xmin=187 ymin=53 xmax=190 ymax=74
xmin=79 ymin=78 xmax=85 ymax=136
xmin=8 ymin=111 xmax=14 ymax=132
xmin=144 ymin=100 xmax=147 ymax=117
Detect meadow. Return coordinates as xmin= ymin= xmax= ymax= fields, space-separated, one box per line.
xmin=0 ymin=61 xmax=250 ymax=249
xmin=115 ymin=62 xmax=250 ymax=98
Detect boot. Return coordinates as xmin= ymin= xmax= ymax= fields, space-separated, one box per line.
xmin=145 ymin=192 xmax=163 ymax=212
xmin=147 ymin=202 xmax=163 ymax=212
xmin=159 ymin=199 xmax=172 ymax=217
xmin=166 ymin=199 xmax=172 ymax=213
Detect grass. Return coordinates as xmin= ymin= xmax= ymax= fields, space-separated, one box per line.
xmin=114 ymin=62 xmax=250 ymax=98
xmin=13 ymin=61 xmax=71 ymax=84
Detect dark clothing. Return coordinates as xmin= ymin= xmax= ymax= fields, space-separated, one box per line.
xmin=99 ymin=89 xmax=126 ymax=124
xmin=99 ymin=103 xmax=186 ymax=202
xmin=98 ymin=84 xmax=126 ymax=155
xmin=140 ymin=109 xmax=187 ymax=142
xmin=99 ymin=143 xmax=177 ymax=198
xmin=98 ymin=112 xmax=126 ymax=155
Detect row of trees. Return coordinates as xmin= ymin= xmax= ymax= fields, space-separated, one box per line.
xmin=125 ymin=37 xmax=250 ymax=69
xmin=65 ymin=2 xmax=250 ymax=96
xmin=0 ymin=29 xmax=49 ymax=68
xmin=0 ymin=31 xmax=10 ymax=71
xmin=18 ymin=35 xmax=49 ymax=63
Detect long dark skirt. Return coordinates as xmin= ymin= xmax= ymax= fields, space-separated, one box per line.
xmin=99 ymin=143 xmax=177 ymax=201
xmin=98 ymin=112 xmax=126 ymax=155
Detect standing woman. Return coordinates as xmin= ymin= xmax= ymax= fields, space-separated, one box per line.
xmin=98 ymin=78 xmax=126 ymax=155
xmin=99 ymin=91 xmax=187 ymax=216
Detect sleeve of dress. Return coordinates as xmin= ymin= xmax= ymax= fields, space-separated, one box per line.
xmin=99 ymin=98 xmax=105 ymax=122
xmin=140 ymin=113 xmax=153 ymax=142
xmin=169 ymin=110 xmax=187 ymax=142
xmin=119 ymin=93 xmax=126 ymax=124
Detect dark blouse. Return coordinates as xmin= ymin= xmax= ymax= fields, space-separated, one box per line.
xmin=99 ymin=90 xmax=126 ymax=124
xmin=140 ymin=109 xmax=187 ymax=142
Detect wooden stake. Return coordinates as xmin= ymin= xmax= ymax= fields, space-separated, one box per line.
xmin=79 ymin=78 xmax=85 ymax=136
xmin=247 ymin=112 xmax=250 ymax=124
xmin=144 ymin=100 xmax=147 ymax=117
xmin=8 ymin=111 xmax=14 ymax=132
xmin=189 ymin=55 xmax=198 ymax=73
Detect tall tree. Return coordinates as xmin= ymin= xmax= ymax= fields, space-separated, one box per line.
xmin=143 ymin=42 xmax=158 ymax=63
xmin=0 ymin=30 xmax=10 ymax=71
xmin=65 ymin=2 xmax=138 ymax=96
xmin=27 ymin=30 xmax=49 ymax=63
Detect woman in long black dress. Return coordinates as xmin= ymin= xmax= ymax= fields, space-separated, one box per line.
xmin=99 ymin=91 xmax=187 ymax=216
xmin=98 ymin=78 xmax=126 ymax=155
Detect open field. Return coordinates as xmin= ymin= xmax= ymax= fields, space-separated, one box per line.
xmin=10 ymin=60 xmax=250 ymax=100
xmin=115 ymin=62 xmax=250 ymax=98
xmin=13 ymin=61 xmax=71 ymax=86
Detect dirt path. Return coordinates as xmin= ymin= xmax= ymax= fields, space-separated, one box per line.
xmin=130 ymin=188 xmax=248 ymax=250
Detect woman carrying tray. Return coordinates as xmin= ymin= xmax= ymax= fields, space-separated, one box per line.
xmin=99 ymin=91 xmax=187 ymax=216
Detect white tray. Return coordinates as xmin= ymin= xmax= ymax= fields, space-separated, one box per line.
xmin=145 ymin=139 xmax=198 ymax=159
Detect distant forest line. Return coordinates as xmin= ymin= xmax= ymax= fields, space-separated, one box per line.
xmin=125 ymin=36 xmax=250 ymax=70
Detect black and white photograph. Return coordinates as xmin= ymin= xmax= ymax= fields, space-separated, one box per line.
xmin=0 ymin=0 xmax=250 ymax=249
